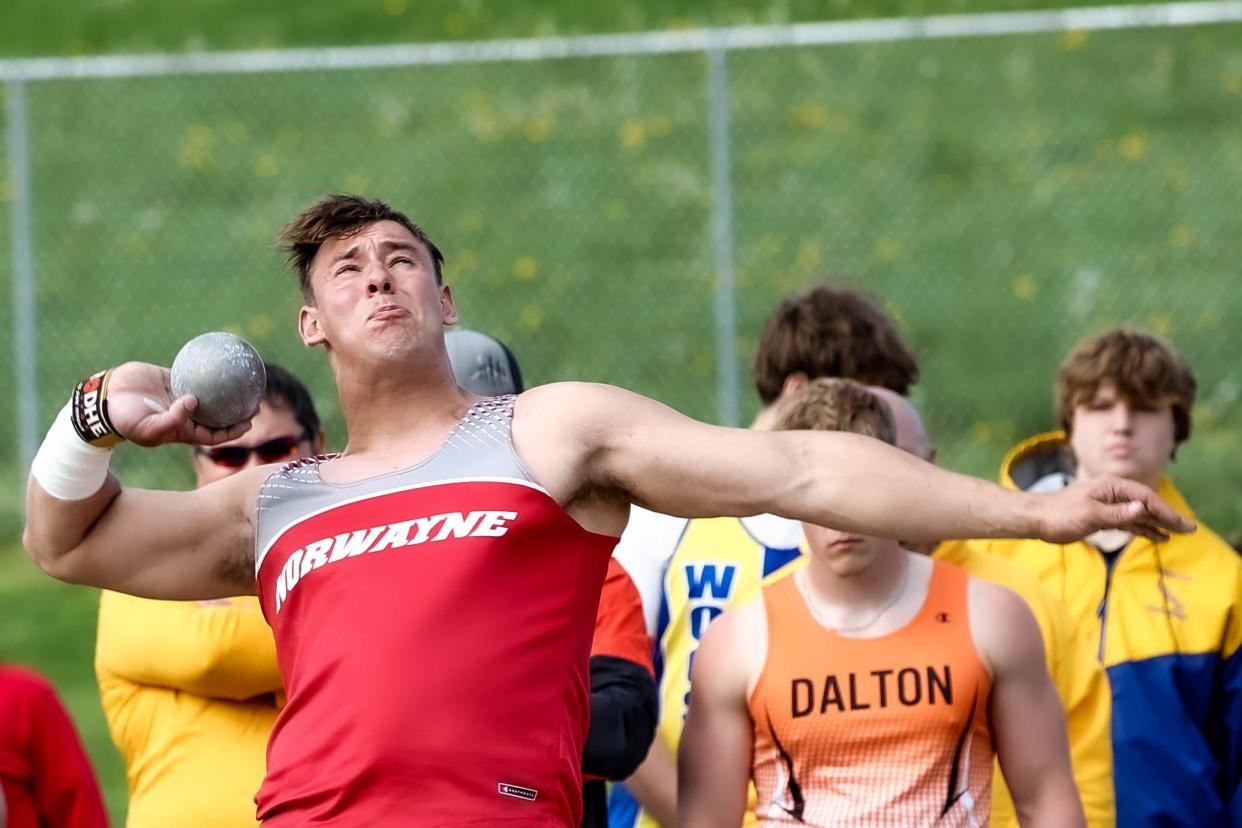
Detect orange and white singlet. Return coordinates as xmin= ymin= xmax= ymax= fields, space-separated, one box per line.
xmin=750 ymin=561 xmax=994 ymax=827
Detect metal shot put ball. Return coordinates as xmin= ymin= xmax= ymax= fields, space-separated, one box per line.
xmin=170 ymin=332 xmax=266 ymax=429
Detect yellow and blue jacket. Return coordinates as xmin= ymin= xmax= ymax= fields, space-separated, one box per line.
xmin=96 ymin=592 xmax=282 ymax=828
xmin=982 ymin=431 xmax=1242 ymax=827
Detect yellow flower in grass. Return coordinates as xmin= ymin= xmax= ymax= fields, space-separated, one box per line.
xmin=248 ymin=314 xmax=275 ymax=339
xmin=873 ymin=239 xmax=900 ymax=264
xmin=520 ymin=305 xmax=544 ymax=331
xmin=525 ymin=117 xmax=552 ymax=143
xmin=1012 ymin=275 xmax=1036 ymax=300
xmin=1119 ymin=134 xmax=1147 ymax=161
xmin=1060 ymin=30 xmax=1089 ymax=51
xmin=514 ymin=256 xmax=539 ymax=281
xmin=1170 ymin=225 xmax=1195 ymax=249
xmin=621 ymin=119 xmax=646 ymax=151
xmin=1146 ymin=312 xmax=1173 ymax=337
xmin=254 ymin=154 xmax=280 ymax=178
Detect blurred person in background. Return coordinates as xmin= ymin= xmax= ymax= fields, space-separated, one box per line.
xmin=679 ymin=380 xmax=1084 ymax=828
xmin=869 ymin=385 xmax=1114 ymax=826
xmin=0 ymin=663 xmax=108 ymax=827
xmin=95 ymin=363 xmax=323 ymax=828
xmin=610 ymin=285 xmax=921 ymax=828
xmin=446 ymin=327 xmax=658 ymax=828
xmin=982 ymin=328 xmax=1241 ymax=826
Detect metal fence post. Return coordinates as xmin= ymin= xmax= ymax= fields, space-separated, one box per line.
xmin=706 ymin=46 xmax=739 ymax=426
xmin=7 ymin=79 xmax=39 ymax=473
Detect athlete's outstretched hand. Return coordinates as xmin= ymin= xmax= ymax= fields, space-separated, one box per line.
xmin=1036 ymin=475 xmax=1194 ymax=544
xmin=104 ymin=362 xmax=253 ymax=447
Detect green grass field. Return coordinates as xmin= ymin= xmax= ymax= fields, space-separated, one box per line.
xmin=2 ymin=2 xmax=1241 ymax=824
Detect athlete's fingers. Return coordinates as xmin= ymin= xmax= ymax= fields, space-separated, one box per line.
xmin=190 ymin=418 xmax=252 ymax=446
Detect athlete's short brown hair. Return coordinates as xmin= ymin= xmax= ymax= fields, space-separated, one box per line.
xmin=752 ymin=285 xmax=919 ymax=403
xmin=773 ymin=378 xmax=897 ymax=445
xmin=278 ymin=194 xmax=445 ymax=301
xmin=1056 ymin=328 xmax=1197 ymax=444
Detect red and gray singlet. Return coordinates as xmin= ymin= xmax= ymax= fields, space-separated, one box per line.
xmin=253 ymin=396 xmax=617 ymax=826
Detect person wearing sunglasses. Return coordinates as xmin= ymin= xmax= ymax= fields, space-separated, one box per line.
xmin=94 ymin=363 xmax=324 ymax=828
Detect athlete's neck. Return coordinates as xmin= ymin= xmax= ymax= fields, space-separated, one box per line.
xmin=332 ymin=353 xmax=473 ymax=456
xmin=803 ymin=543 xmax=909 ymax=609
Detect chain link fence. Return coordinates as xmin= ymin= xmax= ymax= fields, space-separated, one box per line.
xmin=2 ymin=5 xmax=1241 ymax=540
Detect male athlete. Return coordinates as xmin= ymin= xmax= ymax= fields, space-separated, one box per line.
xmin=24 ymin=195 xmax=1190 ymax=827
xmin=869 ymin=386 xmax=1114 ymax=827
xmin=680 ymin=379 xmax=1085 ymax=827
xmin=95 ymin=363 xmax=323 ymax=827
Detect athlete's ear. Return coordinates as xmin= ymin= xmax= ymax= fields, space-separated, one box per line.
xmin=299 ymin=305 xmax=327 ymax=348
xmin=439 ymin=283 xmax=459 ymax=326
xmin=780 ymin=372 xmax=809 ymax=399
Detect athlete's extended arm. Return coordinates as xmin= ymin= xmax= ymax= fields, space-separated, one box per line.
xmin=677 ymin=609 xmax=756 ymax=828
xmin=23 ymin=362 xmax=262 ymax=599
xmin=524 ymin=383 xmax=1192 ymax=543
xmin=974 ymin=581 xmax=1086 ymax=828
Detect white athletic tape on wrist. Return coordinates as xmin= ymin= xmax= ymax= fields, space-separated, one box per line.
xmin=30 ymin=404 xmax=113 ymax=500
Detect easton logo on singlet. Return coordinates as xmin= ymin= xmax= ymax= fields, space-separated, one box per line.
xmin=273 ymin=510 xmax=518 ymax=612
xmin=791 ymin=665 xmax=953 ymax=716
xmin=497 ymin=783 xmax=538 ymax=802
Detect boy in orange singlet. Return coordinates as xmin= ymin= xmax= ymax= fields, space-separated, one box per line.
xmin=680 ymin=379 xmax=1085 ymax=828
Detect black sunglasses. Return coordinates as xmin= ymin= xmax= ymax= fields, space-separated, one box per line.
xmin=198 ymin=430 xmax=312 ymax=469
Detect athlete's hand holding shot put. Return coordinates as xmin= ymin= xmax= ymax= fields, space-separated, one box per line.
xmin=24 ymin=360 xmax=263 ymax=599
xmin=24 ymin=209 xmax=1191 ymax=605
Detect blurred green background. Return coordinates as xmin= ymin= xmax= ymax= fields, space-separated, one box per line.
xmin=2 ymin=1 xmax=1240 ymax=824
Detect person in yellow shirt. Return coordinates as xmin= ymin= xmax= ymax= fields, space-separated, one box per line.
xmin=95 ymin=363 xmax=324 ymax=827
xmin=981 ymin=329 xmax=1241 ymax=827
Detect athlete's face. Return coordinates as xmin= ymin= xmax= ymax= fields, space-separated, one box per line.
xmin=801 ymin=523 xmax=894 ymax=577
xmin=1069 ymin=382 xmax=1175 ymax=489
xmin=298 ymin=220 xmax=457 ymax=361
xmin=192 ymin=400 xmax=319 ymax=486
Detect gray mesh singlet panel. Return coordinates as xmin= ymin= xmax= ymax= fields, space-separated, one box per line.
xmin=254 ymin=395 xmax=534 ymax=573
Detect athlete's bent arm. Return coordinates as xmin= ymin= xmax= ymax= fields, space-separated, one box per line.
xmin=973 ymin=581 xmax=1086 ymax=828
xmin=522 ymin=383 xmax=1191 ymax=544
xmin=24 ymin=362 xmax=262 ymax=599
xmin=678 ymin=609 xmax=755 ymax=828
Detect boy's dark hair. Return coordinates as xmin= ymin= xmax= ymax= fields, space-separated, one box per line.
xmin=278 ymin=194 xmax=445 ymax=301
xmin=752 ymin=285 xmax=919 ymax=403
xmin=264 ymin=362 xmax=321 ymax=438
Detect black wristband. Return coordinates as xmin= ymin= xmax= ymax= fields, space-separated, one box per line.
xmin=70 ymin=370 xmax=123 ymax=448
